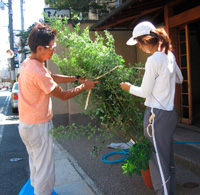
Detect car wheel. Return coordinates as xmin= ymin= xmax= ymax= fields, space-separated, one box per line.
xmin=12 ymin=107 xmax=18 ymax=113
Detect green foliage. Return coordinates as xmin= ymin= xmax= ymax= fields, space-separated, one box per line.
xmin=44 ymin=0 xmax=116 ymax=20
xmin=50 ymin=123 xmax=109 ymax=141
xmin=48 ymin=16 xmax=153 ymax=176
xmin=122 ymin=137 xmax=154 ymax=177
xmin=49 ymin=16 xmax=145 ymax=143
xmin=50 ymin=123 xmax=110 ymax=157
xmin=16 ymin=23 xmax=36 ymax=54
xmin=45 ymin=0 xmax=92 ymax=11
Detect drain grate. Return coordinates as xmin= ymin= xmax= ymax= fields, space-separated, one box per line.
xmin=183 ymin=182 xmax=199 ymax=188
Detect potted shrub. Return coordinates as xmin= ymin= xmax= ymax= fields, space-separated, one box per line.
xmin=48 ymin=17 xmax=154 ymax=187
xmin=122 ymin=137 xmax=154 ymax=189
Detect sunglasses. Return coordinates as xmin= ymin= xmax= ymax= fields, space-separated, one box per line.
xmin=44 ymin=43 xmax=56 ymax=50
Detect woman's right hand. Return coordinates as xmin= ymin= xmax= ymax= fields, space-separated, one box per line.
xmin=84 ymin=80 xmax=99 ymax=90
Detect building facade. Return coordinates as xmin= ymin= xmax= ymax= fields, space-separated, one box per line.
xmin=90 ymin=0 xmax=200 ymax=126
xmin=48 ymin=0 xmax=200 ymax=128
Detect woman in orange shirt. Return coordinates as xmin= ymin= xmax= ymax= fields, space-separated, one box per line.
xmin=18 ymin=23 xmax=98 ymax=195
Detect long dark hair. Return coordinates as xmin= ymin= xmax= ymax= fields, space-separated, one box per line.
xmin=136 ymin=28 xmax=172 ymax=54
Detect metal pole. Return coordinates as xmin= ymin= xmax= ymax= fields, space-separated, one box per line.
xmin=8 ymin=0 xmax=15 ymax=86
xmin=20 ymin=0 xmax=24 ymax=31
xmin=20 ymin=0 xmax=25 ymax=63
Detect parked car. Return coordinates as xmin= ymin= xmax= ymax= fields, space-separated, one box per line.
xmin=11 ymin=82 xmax=18 ymax=113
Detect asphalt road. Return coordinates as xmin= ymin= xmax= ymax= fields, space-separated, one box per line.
xmin=0 ymin=90 xmax=29 ymax=195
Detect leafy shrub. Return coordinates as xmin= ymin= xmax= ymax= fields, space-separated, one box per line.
xmin=48 ymin=17 xmax=153 ymax=176
xmin=50 ymin=17 xmax=145 ymax=141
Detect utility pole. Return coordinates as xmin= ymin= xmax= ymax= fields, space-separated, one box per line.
xmin=20 ymin=0 xmax=24 ymax=31
xmin=20 ymin=0 xmax=25 ymax=64
xmin=0 ymin=0 xmax=15 ymax=85
xmin=8 ymin=0 xmax=15 ymax=85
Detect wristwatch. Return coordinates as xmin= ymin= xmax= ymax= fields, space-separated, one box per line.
xmin=75 ymin=75 xmax=80 ymax=83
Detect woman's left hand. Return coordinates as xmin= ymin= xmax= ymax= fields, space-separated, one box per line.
xmin=120 ymin=82 xmax=131 ymax=91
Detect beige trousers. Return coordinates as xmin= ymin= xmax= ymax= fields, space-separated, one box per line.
xmin=18 ymin=120 xmax=55 ymax=195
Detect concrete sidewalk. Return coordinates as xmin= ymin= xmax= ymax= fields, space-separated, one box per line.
xmin=52 ymin=124 xmax=200 ymax=195
xmin=54 ymin=141 xmax=102 ymax=195
xmin=173 ymin=125 xmax=200 ymax=177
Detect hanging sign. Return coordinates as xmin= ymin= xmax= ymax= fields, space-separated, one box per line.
xmin=44 ymin=8 xmax=70 ymax=19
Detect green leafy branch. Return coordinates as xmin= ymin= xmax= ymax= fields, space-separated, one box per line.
xmin=16 ymin=23 xmax=37 ymax=54
xmin=122 ymin=138 xmax=154 ymax=177
xmin=48 ymin=16 xmax=154 ymax=176
xmin=50 ymin=123 xmax=111 ymax=157
xmin=48 ymin=16 xmax=146 ymax=143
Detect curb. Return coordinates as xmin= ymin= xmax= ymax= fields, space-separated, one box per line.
xmin=54 ymin=140 xmax=103 ymax=195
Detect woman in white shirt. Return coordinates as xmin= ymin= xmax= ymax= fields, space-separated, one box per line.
xmin=120 ymin=21 xmax=183 ymax=195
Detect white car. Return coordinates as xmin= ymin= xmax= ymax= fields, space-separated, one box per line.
xmin=11 ymin=82 xmax=18 ymax=113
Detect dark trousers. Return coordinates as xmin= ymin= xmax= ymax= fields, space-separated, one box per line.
xmin=144 ymin=107 xmax=177 ymax=195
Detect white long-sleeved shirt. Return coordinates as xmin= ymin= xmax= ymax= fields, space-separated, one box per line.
xmin=129 ymin=51 xmax=183 ymax=111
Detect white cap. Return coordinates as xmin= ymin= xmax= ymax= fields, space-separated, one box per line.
xmin=126 ymin=21 xmax=156 ymax=46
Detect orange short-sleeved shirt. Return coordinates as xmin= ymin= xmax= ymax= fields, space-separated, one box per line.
xmin=18 ymin=57 xmax=57 ymax=124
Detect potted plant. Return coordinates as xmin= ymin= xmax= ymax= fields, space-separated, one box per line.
xmin=48 ymin=16 xmax=154 ymax=187
xmin=122 ymin=136 xmax=154 ymax=189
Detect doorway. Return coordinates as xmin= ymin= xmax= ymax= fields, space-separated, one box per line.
xmin=189 ymin=20 xmax=200 ymax=127
xmin=178 ymin=20 xmax=200 ymax=127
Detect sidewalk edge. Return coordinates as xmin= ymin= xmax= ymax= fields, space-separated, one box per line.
xmin=54 ymin=140 xmax=103 ymax=195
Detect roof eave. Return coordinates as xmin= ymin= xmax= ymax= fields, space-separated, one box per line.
xmin=90 ymin=0 xmax=138 ymax=31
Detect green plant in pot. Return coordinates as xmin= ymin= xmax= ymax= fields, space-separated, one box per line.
xmin=122 ymin=136 xmax=154 ymax=189
xmin=48 ymin=16 xmax=154 ymax=185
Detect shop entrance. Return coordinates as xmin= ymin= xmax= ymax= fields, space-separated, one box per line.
xmin=189 ymin=20 xmax=200 ymax=127
xmin=178 ymin=20 xmax=200 ymax=127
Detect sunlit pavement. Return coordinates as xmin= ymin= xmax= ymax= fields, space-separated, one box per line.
xmin=0 ymin=90 xmax=28 ymax=195
xmin=0 ymin=90 xmax=97 ymax=195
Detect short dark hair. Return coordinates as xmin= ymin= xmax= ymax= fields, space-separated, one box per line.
xmin=28 ymin=23 xmax=57 ymax=53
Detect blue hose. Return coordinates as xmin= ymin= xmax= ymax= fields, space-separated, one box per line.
xmin=173 ymin=141 xmax=200 ymax=144
xmin=101 ymin=150 xmax=131 ymax=163
xmin=101 ymin=141 xmax=200 ymax=164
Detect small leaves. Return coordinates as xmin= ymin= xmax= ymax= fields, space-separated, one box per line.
xmin=49 ymin=17 xmax=144 ymax=135
xmin=49 ymin=17 xmax=153 ymax=176
xmin=16 ymin=23 xmax=36 ymax=54
xmin=50 ymin=123 xmax=104 ymax=141
xmin=121 ymin=137 xmax=154 ymax=177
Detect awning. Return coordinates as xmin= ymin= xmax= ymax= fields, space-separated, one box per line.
xmin=90 ymin=0 xmax=178 ymax=31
